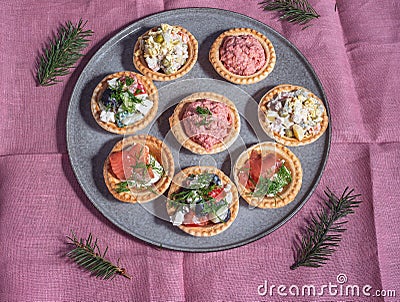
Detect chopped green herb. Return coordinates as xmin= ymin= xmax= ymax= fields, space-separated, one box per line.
xmin=116 ymin=182 xmax=130 ymax=193
xmin=109 ymin=79 xmax=143 ymax=114
xmin=124 ymin=76 xmax=135 ymax=87
xmin=252 ymin=164 xmax=292 ymax=198
xmin=195 ymin=106 xmax=213 ymax=126
xmin=196 ymin=106 xmax=212 ymax=116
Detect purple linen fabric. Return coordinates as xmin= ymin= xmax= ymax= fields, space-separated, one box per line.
xmin=0 ymin=0 xmax=399 ymax=301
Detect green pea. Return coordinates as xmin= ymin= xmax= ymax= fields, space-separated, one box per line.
xmin=285 ymin=129 xmax=294 ymax=138
xmin=154 ymin=34 xmax=164 ymax=43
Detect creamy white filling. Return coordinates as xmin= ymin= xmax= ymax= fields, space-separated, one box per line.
xmin=120 ymin=113 xmax=143 ymax=125
xmin=135 ymin=97 xmax=153 ymax=116
xmin=116 ymin=94 xmax=153 ymax=126
xmin=107 ymin=78 xmax=118 ymax=89
xmin=171 ymin=211 xmax=184 ymax=226
xmin=100 ymin=111 xmax=115 ymax=123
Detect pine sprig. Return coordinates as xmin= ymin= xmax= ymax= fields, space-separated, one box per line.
xmin=260 ymin=0 xmax=320 ymax=28
xmin=36 ymin=19 xmax=93 ymax=86
xmin=291 ymin=187 xmax=361 ymax=270
xmin=66 ymin=231 xmax=131 ymax=280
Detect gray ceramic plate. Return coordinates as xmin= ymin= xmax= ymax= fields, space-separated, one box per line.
xmin=66 ymin=8 xmax=331 ymax=252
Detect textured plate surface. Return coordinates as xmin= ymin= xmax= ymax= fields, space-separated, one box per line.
xmin=66 ymin=8 xmax=331 ymax=252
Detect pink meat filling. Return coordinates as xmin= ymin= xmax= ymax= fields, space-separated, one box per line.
xmin=219 ymin=35 xmax=266 ymax=76
xmin=182 ymin=99 xmax=233 ymax=150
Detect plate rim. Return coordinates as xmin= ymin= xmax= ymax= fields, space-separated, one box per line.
xmin=66 ymin=7 xmax=331 ymax=252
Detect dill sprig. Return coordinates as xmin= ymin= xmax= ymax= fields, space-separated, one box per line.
xmin=36 ymin=19 xmax=93 ymax=86
xmin=260 ymin=0 xmax=320 ymax=28
xmin=66 ymin=231 xmax=131 ymax=280
xmin=291 ymin=188 xmax=361 ymax=270
xmin=252 ymin=164 xmax=292 ymax=198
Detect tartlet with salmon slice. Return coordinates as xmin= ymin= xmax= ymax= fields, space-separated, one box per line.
xmin=91 ymin=71 xmax=158 ymax=134
xmin=209 ymin=28 xmax=276 ymax=85
xmin=133 ymin=23 xmax=198 ymax=81
xmin=169 ymin=92 xmax=240 ymax=155
xmin=258 ymin=84 xmax=329 ymax=146
xmin=233 ymin=142 xmax=302 ymax=208
xmin=167 ymin=166 xmax=239 ymax=237
xmin=103 ymin=135 xmax=174 ymax=203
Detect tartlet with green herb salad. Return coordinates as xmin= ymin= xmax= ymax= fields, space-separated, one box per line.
xmin=91 ymin=71 xmax=158 ymax=134
xmin=169 ymin=92 xmax=240 ymax=155
xmin=103 ymin=135 xmax=174 ymax=203
xmin=234 ymin=142 xmax=302 ymax=208
xmin=258 ymin=84 xmax=328 ymax=146
xmin=167 ymin=166 xmax=239 ymax=237
xmin=133 ymin=23 xmax=198 ymax=81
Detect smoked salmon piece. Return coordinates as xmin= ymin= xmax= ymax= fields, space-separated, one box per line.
xmin=238 ymin=150 xmax=282 ymax=190
xmin=109 ymin=151 xmax=125 ymax=180
xmin=109 ymin=144 xmax=154 ymax=181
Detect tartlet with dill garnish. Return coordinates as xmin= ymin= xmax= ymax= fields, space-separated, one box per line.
xmin=167 ymin=166 xmax=239 ymax=237
xmin=233 ymin=142 xmax=302 ymax=208
xmin=103 ymin=135 xmax=174 ymax=203
xmin=91 ymin=71 xmax=158 ymax=134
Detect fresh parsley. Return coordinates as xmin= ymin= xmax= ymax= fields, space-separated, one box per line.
xmin=195 ymin=106 xmax=213 ymax=126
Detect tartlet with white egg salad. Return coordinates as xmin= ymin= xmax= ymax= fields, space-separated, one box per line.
xmin=258 ymin=84 xmax=328 ymax=146
xmin=133 ymin=24 xmax=198 ymax=81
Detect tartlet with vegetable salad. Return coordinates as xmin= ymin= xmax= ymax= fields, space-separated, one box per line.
xmin=91 ymin=71 xmax=158 ymax=134
xmin=167 ymin=166 xmax=239 ymax=237
xmin=103 ymin=135 xmax=174 ymax=203
xmin=133 ymin=23 xmax=198 ymax=81
xmin=234 ymin=142 xmax=302 ymax=208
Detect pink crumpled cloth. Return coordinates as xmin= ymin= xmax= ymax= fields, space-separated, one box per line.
xmin=1 ymin=1 xmax=399 ymax=301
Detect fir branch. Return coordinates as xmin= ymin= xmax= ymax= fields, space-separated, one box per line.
xmin=291 ymin=187 xmax=361 ymax=270
xmin=66 ymin=231 xmax=131 ymax=280
xmin=36 ymin=19 xmax=93 ymax=86
xmin=260 ymin=0 xmax=320 ymax=28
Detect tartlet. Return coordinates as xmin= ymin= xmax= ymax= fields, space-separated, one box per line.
xmin=167 ymin=166 xmax=239 ymax=237
xmin=233 ymin=142 xmax=302 ymax=208
xmin=169 ymin=92 xmax=240 ymax=155
xmin=209 ymin=28 xmax=276 ymax=85
xmin=91 ymin=71 xmax=158 ymax=134
xmin=258 ymin=84 xmax=329 ymax=146
xmin=103 ymin=135 xmax=174 ymax=203
xmin=133 ymin=24 xmax=198 ymax=81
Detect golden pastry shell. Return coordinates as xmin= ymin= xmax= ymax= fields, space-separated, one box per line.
xmin=258 ymin=84 xmax=329 ymax=146
xmin=209 ymin=28 xmax=276 ymax=85
xmin=133 ymin=25 xmax=198 ymax=81
xmin=167 ymin=166 xmax=239 ymax=237
xmin=103 ymin=135 xmax=174 ymax=203
xmin=91 ymin=71 xmax=158 ymax=134
xmin=233 ymin=142 xmax=302 ymax=208
xmin=169 ymin=92 xmax=241 ymax=155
